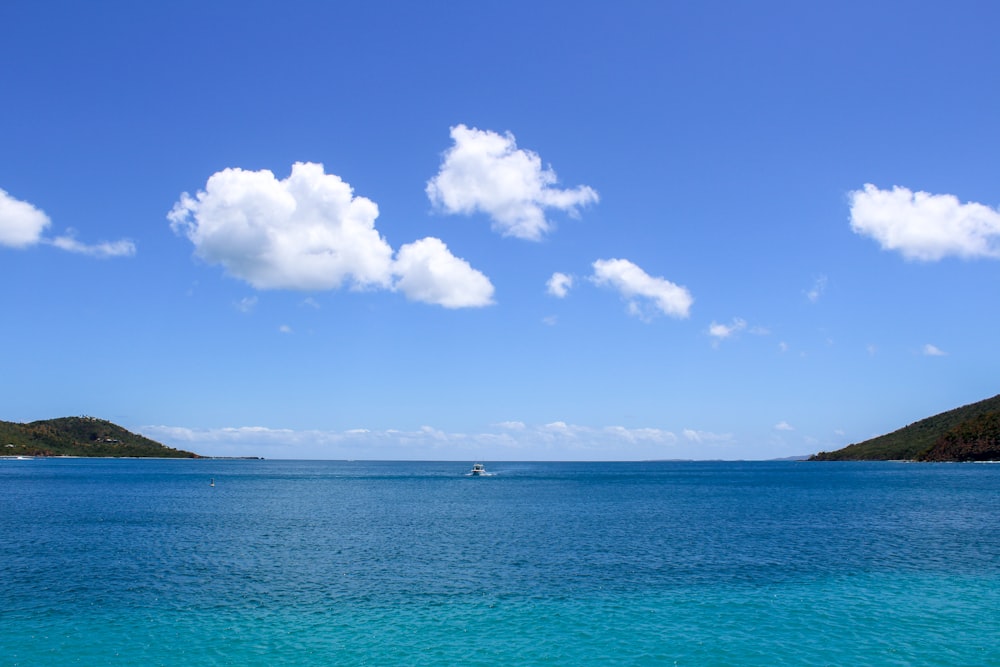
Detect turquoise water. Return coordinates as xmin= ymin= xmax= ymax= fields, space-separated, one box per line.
xmin=1 ymin=459 xmax=997 ymax=665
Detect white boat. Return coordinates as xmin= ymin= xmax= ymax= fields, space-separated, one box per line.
xmin=469 ymin=463 xmax=486 ymax=476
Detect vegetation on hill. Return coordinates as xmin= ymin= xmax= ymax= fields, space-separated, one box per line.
xmin=0 ymin=416 xmax=198 ymax=458
xmin=811 ymin=394 xmax=1000 ymax=461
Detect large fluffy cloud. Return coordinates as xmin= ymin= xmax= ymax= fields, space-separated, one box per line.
xmin=394 ymin=237 xmax=494 ymax=308
xmin=169 ymin=162 xmax=395 ymax=290
xmin=426 ymin=124 xmax=599 ymax=240
xmin=591 ymin=258 xmax=693 ymax=320
xmin=0 ymin=188 xmax=51 ymax=247
xmin=850 ymin=184 xmax=1000 ymax=261
xmin=169 ymin=162 xmax=493 ymax=308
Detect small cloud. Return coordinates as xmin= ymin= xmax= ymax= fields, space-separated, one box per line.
xmin=426 ymin=124 xmax=598 ymax=240
xmin=591 ymin=258 xmax=693 ymax=321
xmin=849 ymin=184 xmax=1000 ymax=261
xmin=774 ymin=421 xmax=794 ymax=431
xmin=49 ymin=231 xmax=136 ymax=259
xmin=393 ymin=237 xmax=495 ymax=308
xmin=923 ymin=343 xmax=947 ymax=356
xmin=547 ymin=272 xmax=573 ymax=298
xmin=806 ymin=275 xmax=828 ymax=303
xmin=301 ymin=297 xmax=321 ymax=309
xmin=708 ymin=317 xmax=747 ymax=342
xmin=0 ymin=189 xmax=51 ymax=247
xmin=867 ymin=344 xmax=877 ymax=356
xmin=682 ymin=429 xmax=732 ymax=443
xmin=279 ymin=324 xmax=293 ymax=334
xmin=542 ymin=315 xmax=558 ymax=326
xmin=236 ymin=296 xmax=258 ymax=313
xmin=779 ymin=341 xmax=789 ymax=353
xmin=1 ymin=189 xmax=133 ymax=257
xmin=496 ymin=421 xmax=526 ymax=431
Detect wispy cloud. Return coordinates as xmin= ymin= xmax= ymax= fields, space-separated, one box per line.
xmin=850 ymin=184 xmax=1000 ymax=261
xmin=923 ymin=343 xmax=947 ymax=356
xmin=143 ymin=421 xmax=687 ymax=460
xmin=774 ymin=421 xmax=794 ymax=431
xmin=1 ymin=188 xmax=134 ymax=257
xmin=708 ymin=317 xmax=747 ymax=342
xmin=806 ymin=275 xmax=827 ymax=302
xmin=426 ymin=124 xmax=598 ymax=241
xmin=235 ymin=296 xmax=258 ymax=313
xmin=682 ymin=429 xmax=733 ymax=444
xmin=49 ymin=233 xmax=136 ymax=258
xmin=591 ymin=258 xmax=693 ymax=320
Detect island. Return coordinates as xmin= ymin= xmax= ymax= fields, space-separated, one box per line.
xmin=0 ymin=416 xmax=199 ymax=458
xmin=811 ymin=393 xmax=1000 ymax=462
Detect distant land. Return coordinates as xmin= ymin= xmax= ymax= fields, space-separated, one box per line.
xmin=0 ymin=416 xmax=199 ymax=458
xmin=811 ymin=394 xmax=1000 ymax=462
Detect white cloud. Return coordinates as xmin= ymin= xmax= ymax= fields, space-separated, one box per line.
xmin=806 ymin=275 xmax=827 ymax=302
xmin=49 ymin=232 xmax=136 ymax=258
xmin=393 ymin=237 xmax=494 ymax=308
xmin=170 ymin=162 xmax=494 ymax=309
xmin=774 ymin=421 xmax=794 ymax=431
xmin=279 ymin=324 xmax=293 ymax=334
xmin=682 ymin=429 xmax=733 ymax=444
xmin=1 ymin=189 xmax=133 ymax=257
xmin=591 ymin=258 xmax=692 ymax=320
xmin=850 ymin=184 xmax=1000 ymax=261
xmin=547 ymin=272 xmax=573 ymax=298
xmin=235 ymin=296 xmax=258 ymax=313
xmin=169 ymin=162 xmax=394 ymax=291
xmin=708 ymin=317 xmax=747 ymax=341
xmin=426 ymin=124 xmax=599 ymax=240
xmin=145 ymin=420 xmax=747 ymax=461
xmin=0 ymin=188 xmax=51 ymax=247
xmin=923 ymin=343 xmax=947 ymax=356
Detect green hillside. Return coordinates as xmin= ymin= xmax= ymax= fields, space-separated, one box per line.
xmin=811 ymin=394 xmax=1000 ymax=461
xmin=0 ymin=416 xmax=198 ymax=458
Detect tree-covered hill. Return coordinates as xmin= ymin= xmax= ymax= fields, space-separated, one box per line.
xmin=811 ymin=394 xmax=1000 ymax=461
xmin=0 ymin=416 xmax=198 ymax=458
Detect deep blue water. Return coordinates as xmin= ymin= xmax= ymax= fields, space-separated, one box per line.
xmin=1 ymin=459 xmax=997 ymax=665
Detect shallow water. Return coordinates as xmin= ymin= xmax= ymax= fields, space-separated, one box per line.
xmin=2 ymin=459 xmax=997 ymax=665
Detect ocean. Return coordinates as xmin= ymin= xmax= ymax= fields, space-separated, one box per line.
xmin=1 ymin=459 xmax=997 ymax=665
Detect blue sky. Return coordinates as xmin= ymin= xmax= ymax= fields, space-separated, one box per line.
xmin=2 ymin=1 xmax=999 ymax=460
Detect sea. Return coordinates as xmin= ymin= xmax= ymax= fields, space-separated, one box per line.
xmin=1 ymin=459 xmax=997 ymax=666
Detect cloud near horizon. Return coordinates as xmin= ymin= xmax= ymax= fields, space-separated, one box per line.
xmin=426 ymin=124 xmax=599 ymax=241
xmin=169 ymin=162 xmax=493 ymax=308
xmin=142 ymin=421 xmax=687 ymax=460
xmin=591 ymin=258 xmax=693 ymax=320
xmin=850 ymin=184 xmax=1000 ymax=261
xmin=1 ymin=188 xmax=135 ymax=257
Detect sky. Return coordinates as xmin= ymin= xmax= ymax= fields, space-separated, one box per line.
xmin=2 ymin=1 xmax=999 ymax=460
